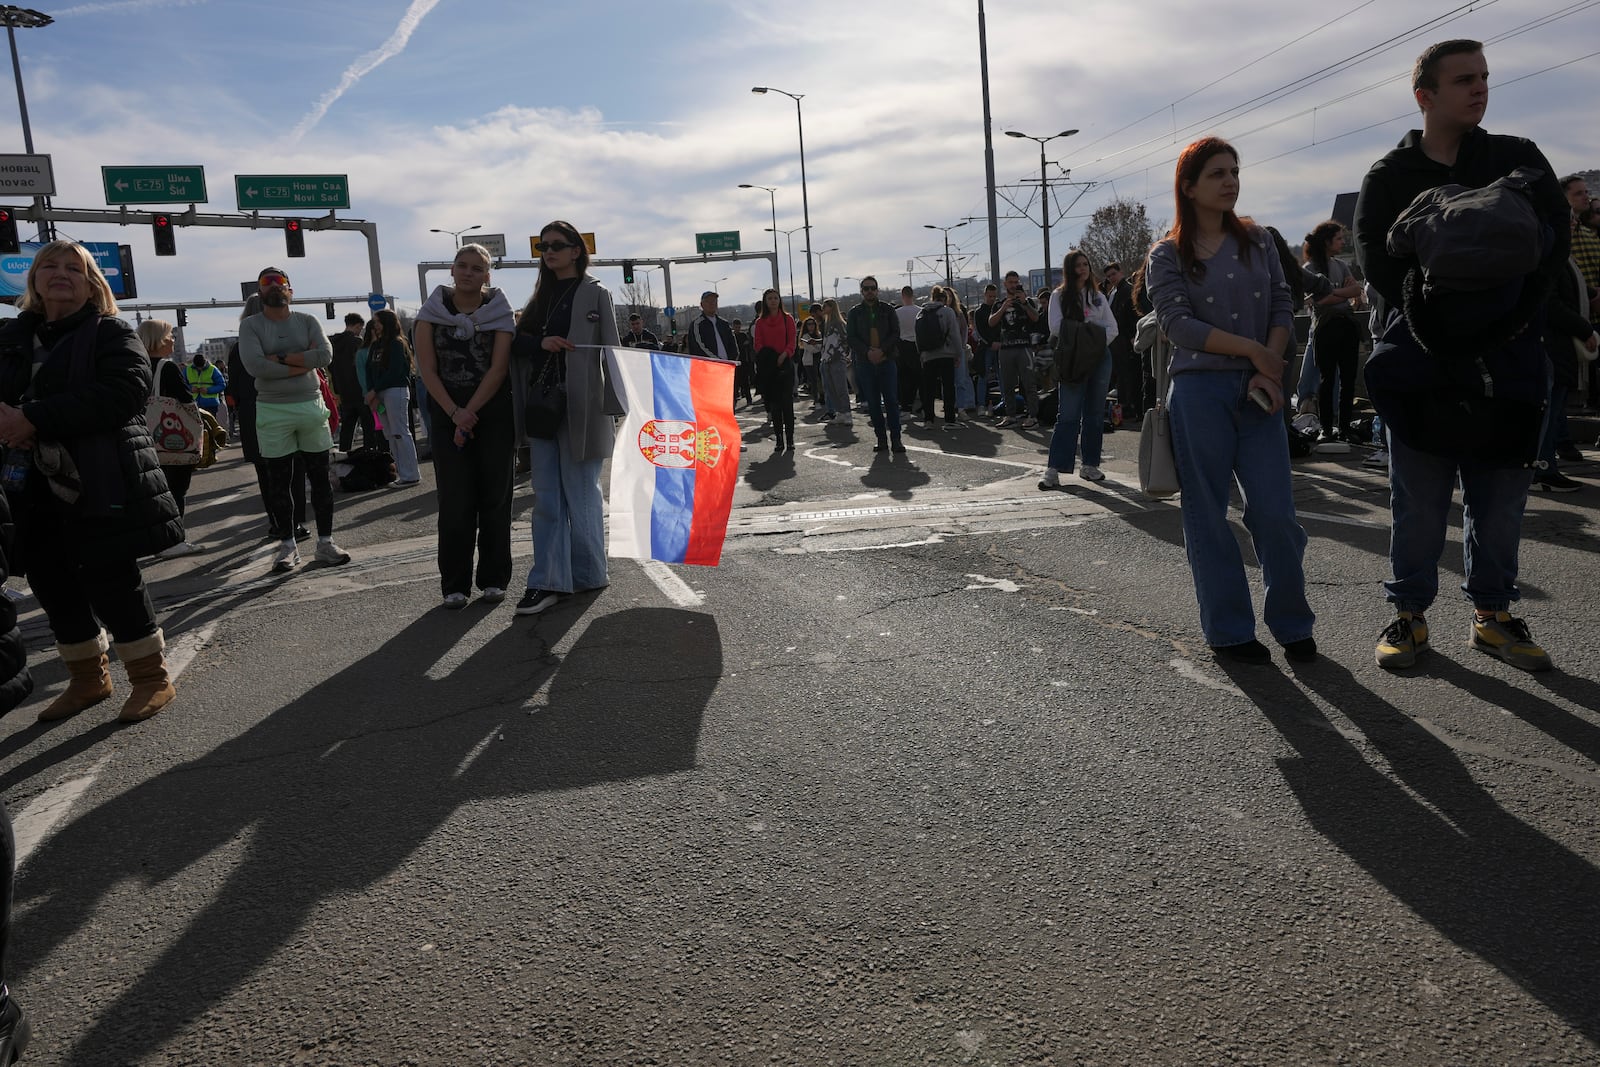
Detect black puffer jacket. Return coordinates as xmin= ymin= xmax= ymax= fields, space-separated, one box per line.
xmin=0 ymin=305 xmax=182 ymax=566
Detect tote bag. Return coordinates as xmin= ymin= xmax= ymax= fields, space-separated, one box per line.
xmin=145 ymin=359 xmax=204 ymax=467
xmin=1137 ymin=319 xmax=1179 ymax=498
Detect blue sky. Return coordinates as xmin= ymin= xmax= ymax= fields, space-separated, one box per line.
xmin=3 ymin=0 xmax=1594 ymax=342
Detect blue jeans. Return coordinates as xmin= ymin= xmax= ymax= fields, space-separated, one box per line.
xmin=1047 ymin=346 xmax=1114 ymax=472
xmin=526 ymin=436 xmax=608 ymax=594
xmin=1169 ymin=369 xmax=1315 ymax=647
xmin=1384 ymin=431 xmax=1532 ymax=614
xmin=954 ymin=349 xmax=976 ymax=410
xmin=1293 ymin=333 xmax=1319 ymax=408
xmin=1537 ymin=380 xmax=1569 ymax=470
xmin=856 ymin=356 xmax=901 ymax=440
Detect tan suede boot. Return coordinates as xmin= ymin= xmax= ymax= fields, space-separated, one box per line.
xmin=38 ymin=633 xmax=113 ymax=722
xmin=114 ymin=631 xmax=176 ymax=723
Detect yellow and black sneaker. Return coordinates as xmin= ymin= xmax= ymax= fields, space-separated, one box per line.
xmin=1376 ymin=611 xmax=1429 ymax=669
xmin=1469 ymin=611 xmax=1553 ymax=672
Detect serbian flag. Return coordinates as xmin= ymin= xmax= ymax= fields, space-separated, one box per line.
xmin=606 ymin=348 xmax=741 ymax=565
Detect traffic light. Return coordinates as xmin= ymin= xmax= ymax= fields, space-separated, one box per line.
xmin=324 ymin=301 xmax=335 ymax=320
xmin=285 ymin=218 xmax=305 ymax=258
xmin=177 ymin=308 xmax=188 ymax=327
xmin=152 ymin=214 xmax=176 ymax=256
xmin=622 ymin=259 xmax=635 ymax=284
xmin=0 ymin=209 xmax=17 ymax=255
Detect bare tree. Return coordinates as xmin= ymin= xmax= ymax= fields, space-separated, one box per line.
xmin=1077 ymin=198 xmax=1161 ymax=275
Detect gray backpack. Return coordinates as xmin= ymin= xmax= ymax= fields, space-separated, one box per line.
xmin=1385 ymin=166 xmax=1546 ymax=292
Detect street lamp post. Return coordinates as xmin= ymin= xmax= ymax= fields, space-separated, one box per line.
xmin=1005 ymin=128 xmax=1078 ymax=287
xmin=738 ymin=183 xmax=781 ymax=295
xmin=765 ymin=226 xmax=803 ymax=316
xmin=2 ymin=5 xmax=53 ymax=241
xmin=429 ymin=223 xmax=481 ymax=251
xmin=923 ymin=221 xmax=969 ymax=288
xmin=814 ymin=248 xmax=840 ymax=301
xmin=705 ymin=277 xmax=728 ymax=294
xmin=752 ymin=86 xmax=815 ymax=303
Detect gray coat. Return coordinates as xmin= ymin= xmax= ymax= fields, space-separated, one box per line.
xmin=511 ymin=276 xmax=624 ymax=461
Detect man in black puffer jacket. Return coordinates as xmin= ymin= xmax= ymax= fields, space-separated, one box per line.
xmin=1354 ymin=39 xmax=1569 ymax=674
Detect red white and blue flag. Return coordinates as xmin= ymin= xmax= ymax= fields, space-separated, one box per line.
xmin=607 ymin=348 xmax=741 ymax=566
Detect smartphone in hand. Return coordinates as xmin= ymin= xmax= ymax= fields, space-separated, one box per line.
xmin=1249 ymin=387 xmax=1273 ymax=412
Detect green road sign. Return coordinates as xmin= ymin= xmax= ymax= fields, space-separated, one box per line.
xmin=235 ymin=174 xmax=351 ymax=211
xmin=695 ymin=230 xmax=741 ymax=254
xmin=102 ymin=165 xmax=208 ymax=205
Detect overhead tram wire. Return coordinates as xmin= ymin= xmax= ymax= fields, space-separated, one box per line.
xmin=1069 ymin=0 xmax=1385 ymax=160
xmin=1077 ymin=0 xmax=1593 ymax=193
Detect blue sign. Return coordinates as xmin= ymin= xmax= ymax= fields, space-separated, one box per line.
xmin=662 ymin=306 xmax=675 ymax=317
xmin=1 ymin=242 xmax=130 ymax=298
xmin=367 ymin=292 xmax=387 ymax=311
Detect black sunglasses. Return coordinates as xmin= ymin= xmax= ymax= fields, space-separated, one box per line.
xmin=539 ymin=240 xmax=576 ymax=254
xmin=861 ymin=285 xmax=878 ymax=292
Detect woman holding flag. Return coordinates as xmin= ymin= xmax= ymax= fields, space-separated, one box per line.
xmin=511 ymin=221 xmax=624 ymax=617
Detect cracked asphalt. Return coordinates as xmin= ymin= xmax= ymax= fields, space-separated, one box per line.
xmin=3 ymin=410 xmax=1598 ymax=1065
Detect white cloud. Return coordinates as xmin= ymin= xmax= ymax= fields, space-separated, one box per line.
xmin=53 ymin=0 xmax=208 ymax=16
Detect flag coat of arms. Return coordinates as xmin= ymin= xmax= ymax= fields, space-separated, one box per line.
xmin=607 ymin=348 xmax=742 ymax=565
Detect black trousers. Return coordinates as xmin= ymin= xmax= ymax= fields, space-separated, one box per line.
xmin=160 ymin=464 xmax=193 ymax=516
xmin=253 ymin=457 xmax=305 ymax=535
xmin=430 ymin=392 xmax=514 ymax=596
xmin=765 ymin=366 xmax=795 ymax=447
xmin=266 ymin=451 xmax=333 ymax=539
xmin=1110 ymin=336 xmax=1143 ymax=419
xmin=22 ymin=508 xmax=157 ymax=646
xmin=337 ymin=396 xmax=378 ymax=452
xmin=897 ymin=340 xmax=922 ymax=410
xmin=921 ymin=358 xmax=957 ymax=421
xmin=0 ymin=799 xmax=12 ymax=994
xmin=1314 ymin=315 xmax=1360 ymax=433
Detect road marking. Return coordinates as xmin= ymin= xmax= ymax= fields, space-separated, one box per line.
xmin=966 ymin=574 xmax=1021 ymax=593
xmin=640 ymin=560 xmax=704 ymax=606
xmin=1170 ymin=657 xmax=1243 ymax=697
xmin=453 ymin=724 xmax=504 ymax=778
xmin=13 ymin=755 xmax=113 ymax=868
xmin=164 ymin=622 xmax=216 ymax=677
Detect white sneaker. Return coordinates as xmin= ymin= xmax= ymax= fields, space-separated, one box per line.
xmin=1079 ymin=465 xmax=1106 ymax=483
xmin=272 ymin=542 xmax=300 ymax=573
xmin=1038 ymin=467 xmax=1060 ymax=490
xmin=1363 ymin=450 xmax=1390 ymax=470
xmin=158 ymin=541 xmax=203 ymax=559
xmin=314 ymin=539 xmax=351 ymax=565
xmin=442 ymin=592 xmax=469 ymax=610
xmin=480 ymin=587 xmax=507 ymax=603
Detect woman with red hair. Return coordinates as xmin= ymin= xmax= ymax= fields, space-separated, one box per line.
xmin=1145 ymin=137 xmax=1316 ymax=665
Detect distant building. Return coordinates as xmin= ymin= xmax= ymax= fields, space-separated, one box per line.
xmin=199 ymin=336 xmax=235 ymax=363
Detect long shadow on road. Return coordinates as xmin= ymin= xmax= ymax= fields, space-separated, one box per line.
xmin=1219 ymin=657 xmax=1600 ymax=1044
xmin=12 ymin=604 xmax=718 ymax=1064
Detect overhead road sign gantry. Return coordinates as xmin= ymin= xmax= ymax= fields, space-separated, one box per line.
xmin=102 ymin=165 xmax=207 ymax=205
xmin=236 ymin=174 xmax=351 ymax=211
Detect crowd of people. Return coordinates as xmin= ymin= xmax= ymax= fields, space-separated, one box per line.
xmin=0 ymin=36 xmax=1593 ymax=1054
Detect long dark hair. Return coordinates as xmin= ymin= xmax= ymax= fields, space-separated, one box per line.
xmin=1265 ymin=226 xmax=1307 ymax=307
xmin=755 ymin=287 xmax=784 ymax=320
xmin=366 ymin=308 xmax=415 ymax=375
xmin=1302 ymin=220 xmax=1341 ymax=276
xmin=1055 ymin=249 xmax=1098 ymax=322
xmin=1169 ymin=136 xmax=1253 ymax=275
xmin=520 ymin=220 xmax=589 ymax=333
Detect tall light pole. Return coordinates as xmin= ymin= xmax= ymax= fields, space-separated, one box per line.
xmin=429 ymin=223 xmax=481 ymax=250
xmin=752 ymin=86 xmax=815 ymax=304
xmin=924 ymin=221 xmax=969 ymax=287
xmin=1006 ymin=128 xmax=1077 ymax=287
xmin=2 ymin=5 xmax=52 ymax=241
xmin=765 ymin=226 xmax=803 ymax=316
xmin=738 ymin=183 xmax=781 ymax=294
xmin=705 ymin=277 xmax=728 ymax=294
xmin=814 ymin=247 xmax=840 ymax=300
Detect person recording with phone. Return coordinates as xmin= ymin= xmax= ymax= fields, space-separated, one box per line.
xmin=1146 ymin=136 xmax=1316 ymax=666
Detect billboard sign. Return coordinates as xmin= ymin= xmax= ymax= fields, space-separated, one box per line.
xmin=0 ymin=242 xmax=134 ymax=298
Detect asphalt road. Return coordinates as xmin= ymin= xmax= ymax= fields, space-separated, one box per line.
xmin=2 ymin=404 xmax=1598 ymax=1066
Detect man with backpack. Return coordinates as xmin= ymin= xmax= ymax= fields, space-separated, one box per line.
xmin=1354 ymin=39 xmax=1569 ymax=672
xmin=915 ymin=287 xmax=964 ymax=428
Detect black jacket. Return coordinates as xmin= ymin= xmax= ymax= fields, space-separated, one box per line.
xmin=0 ymin=307 xmax=181 ymax=566
xmin=1354 ymin=126 xmax=1569 ymax=322
xmin=1545 ymin=261 xmax=1597 ymax=390
xmin=686 ymin=315 xmax=738 ymax=361
xmin=329 ymin=330 xmax=364 ymax=400
xmin=0 ymin=487 xmax=32 ymax=716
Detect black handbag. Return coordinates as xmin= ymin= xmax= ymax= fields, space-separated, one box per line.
xmin=524 ymin=347 xmax=566 ymax=440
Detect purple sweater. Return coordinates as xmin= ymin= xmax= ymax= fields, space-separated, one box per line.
xmin=1146 ymin=227 xmax=1293 ymax=376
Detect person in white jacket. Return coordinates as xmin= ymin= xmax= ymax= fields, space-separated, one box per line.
xmin=1040 ymin=249 xmax=1119 ymax=486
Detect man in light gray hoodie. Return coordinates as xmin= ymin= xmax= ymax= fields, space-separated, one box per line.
xmin=239 ymin=266 xmax=350 ymax=572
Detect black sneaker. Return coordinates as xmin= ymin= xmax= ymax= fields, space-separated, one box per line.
xmin=1211 ymin=639 xmax=1271 ymax=664
xmin=1556 ymin=441 xmax=1583 ymax=463
xmin=0 ymin=995 xmax=31 ymax=1065
xmin=515 ymin=589 xmax=561 ymax=616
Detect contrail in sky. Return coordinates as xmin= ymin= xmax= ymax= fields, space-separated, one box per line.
xmin=55 ymin=0 xmax=208 ymax=16
xmin=290 ymin=0 xmax=442 ymax=143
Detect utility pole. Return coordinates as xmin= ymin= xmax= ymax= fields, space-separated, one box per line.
xmin=978 ymin=0 xmax=1000 ymax=285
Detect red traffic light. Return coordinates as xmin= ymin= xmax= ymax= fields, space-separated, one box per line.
xmin=286 ymin=219 xmax=301 ymax=232
xmin=152 ymin=214 xmax=176 ymax=256
xmin=0 ymin=210 xmax=10 ymax=224
xmin=154 ymin=214 xmax=170 ymax=227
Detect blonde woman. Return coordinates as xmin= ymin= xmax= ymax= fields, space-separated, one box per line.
xmin=818 ymin=298 xmax=852 ymax=426
xmin=0 ymin=241 xmax=182 ymax=722
xmin=136 ymin=319 xmax=203 ymax=556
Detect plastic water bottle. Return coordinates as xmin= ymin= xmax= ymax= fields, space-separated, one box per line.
xmin=1 ymin=448 xmax=29 ymax=492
